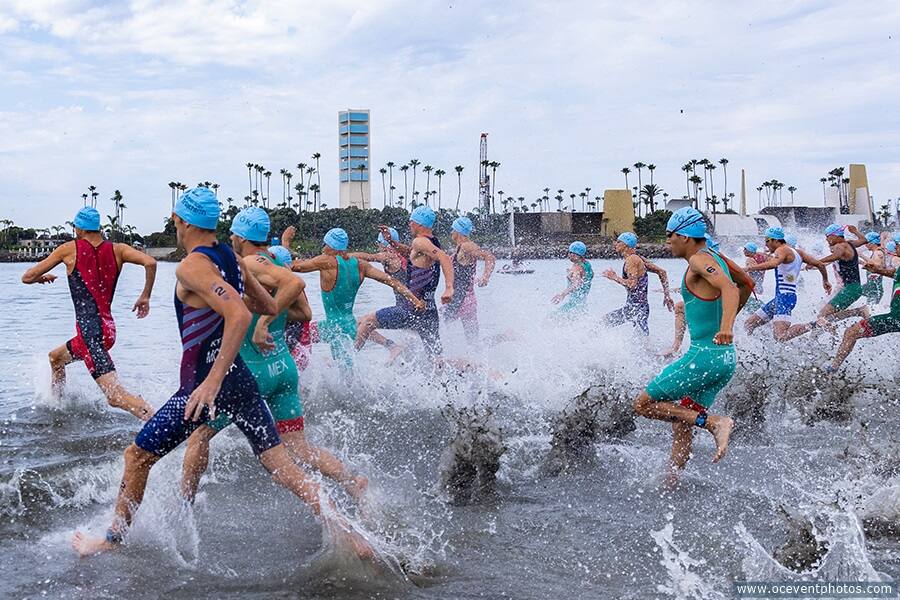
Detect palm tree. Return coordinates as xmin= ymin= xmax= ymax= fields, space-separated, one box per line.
xmin=312 ymin=152 xmax=322 ymax=202
xmin=640 ymin=184 xmax=664 ymax=213
xmin=356 ymin=164 xmax=367 ymax=205
xmin=435 ymin=169 xmax=446 ymax=210
xmin=788 ymin=185 xmax=797 ymax=204
xmin=585 ymin=187 xmax=592 ymax=208
xmin=757 ymin=186 xmax=763 ymax=209
xmin=401 ymin=165 xmax=410 ymax=210
xmin=633 ymin=162 xmax=646 ymax=200
xmin=280 ymin=169 xmax=288 ymax=204
xmin=305 ymin=167 xmax=316 ymax=211
xmin=82 ymin=193 xmax=88 ymax=207
xmin=578 ymin=191 xmax=587 ymax=212
xmin=454 ymin=165 xmax=464 ymax=211
xmin=725 ymin=192 xmax=735 ymax=213
xmin=89 ymin=185 xmax=97 ymax=207
xmin=247 ymin=163 xmax=254 ymax=195
xmin=706 ymin=162 xmax=717 ymax=199
xmin=422 ymin=165 xmax=433 ymax=205
xmin=681 ymin=163 xmax=692 ymax=200
xmin=489 ymin=161 xmax=500 ymax=214
xmin=718 ymin=158 xmax=729 ymax=202
xmin=409 ymin=159 xmax=420 ymax=204
xmin=386 ymin=161 xmax=395 ymax=205
xmin=294 ymin=183 xmax=304 ymax=212
xmin=647 ymin=165 xmax=656 ymax=186
xmin=264 ymin=171 xmax=272 ymax=208
xmin=555 ymin=194 xmax=563 ymax=211
xmin=621 ymin=167 xmax=630 ymax=192
xmin=689 ymin=175 xmax=702 ymax=207
xmin=820 ymin=177 xmax=828 ymax=203
xmin=378 ymin=167 xmax=388 ymax=207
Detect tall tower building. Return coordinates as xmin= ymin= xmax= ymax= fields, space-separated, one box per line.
xmin=338 ymin=109 xmax=371 ymax=209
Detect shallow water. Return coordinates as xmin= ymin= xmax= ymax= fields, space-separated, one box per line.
xmin=1 ymin=250 xmax=898 ymax=599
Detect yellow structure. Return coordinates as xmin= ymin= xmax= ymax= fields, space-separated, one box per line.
xmin=602 ymin=189 xmax=635 ymax=237
xmin=848 ymin=164 xmax=870 ymax=216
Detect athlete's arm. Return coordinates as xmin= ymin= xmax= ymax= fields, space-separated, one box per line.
xmin=244 ymin=255 xmax=304 ymax=352
xmin=177 ymin=255 xmax=252 ymax=421
xmin=641 ymin=257 xmax=674 ymax=310
xmin=379 ymin=225 xmax=411 ymax=256
xmin=21 ymin=242 xmax=73 ymax=284
xmin=797 ymin=248 xmax=832 ymax=294
xmin=240 ymin=260 xmax=278 ymax=317
xmin=845 ymin=225 xmax=868 ymax=248
xmin=469 ymin=242 xmax=496 ymax=287
xmin=414 ymin=236 xmax=455 ymax=304
xmin=117 ymin=244 xmax=158 ymax=319
xmin=287 ymin=289 xmax=313 ymax=323
xmin=816 ymin=242 xmax=854 ymax=265
xmin=690 ymin=253 xmax=738 ymax=345
xmin=603 ymin=255 xmax=642 ymax=288
xmin=290 ymin=254 xmax=332 ymax=273
xmin=361 ymin=260 xmax=426 ymax=310
xmin=864 ymin=262 xmax=896 ymax=278
xmin=745 ymin=250 xmax=787 ymax=271
xmin=661 ymin=301 xmax=686 ymax=358
xmin=281 ymin=225 xmax=296 ymax=250
xmin=349 ymin=251 xmax=388 ymax=263
xmin=552 ymin=265 xmax=583 ymax=303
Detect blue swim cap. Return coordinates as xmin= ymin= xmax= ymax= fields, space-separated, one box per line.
xmin=410 ymin=205 xmax=436 ymax=228
xmin=377 ymin=227 xmax=400 ymax=246
xmin=230 ymin=207 xmax=270 ymax=243
xmin=892 ymin=233 xmax=900 ymax=244
xmin=887 ymin=240 xmax=897 ymax=253
xmin=452 ymin=216 xmax=474 ymax=236
xmin=73 ymin=206 xmax=101 ymax=231
xmin=764 ymin=226 xmax=785 ymax=241
xmin=175 ymin=187 xmax=220 ymax=230
xmin=744 ymin=242 xmax=758 ymax=253
xmin=704 ymin=233 xmax=720 ymax=251
xmin=568 ymin=241 xmax=587 ymax=257
xmin=617 ymin=232 xmax=638 ymax=248
xmin=324 ymin=227 xmax=349 ymax=251
xmin=865 ymin=232 xmax=881 ymax=245
xmin=268 ymin=245 xmax=293 ymax=266
xmin=785 ymin=232 xmax=798 ymax=248
xmin=666 ymin=207 xmax=706 ymax=238
xmin=824 ymin=223 xmax=845 ymax=237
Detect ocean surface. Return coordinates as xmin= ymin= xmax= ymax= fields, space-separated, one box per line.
xmin=1 ymin=248 xmax=898 ymax=599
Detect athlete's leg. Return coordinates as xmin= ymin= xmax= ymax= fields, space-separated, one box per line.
xmin=180 ymin=425 xmax=220 ymax=502
xmin=772 ymin=320 xmax=792 ymax=342
xmin=830 ymin=322 xmax=866 ymax=370
xmin=280 ymin=430 xmax=368 ymax=500
xmin=95 ymin=372 xmax=154 ymax=421
xmin=602 ymin=306 xmax=628 ymax=329
xmin=48 ymin=343 xmax=73 ymax=396
xmin=460 ymin=311 xmax=480 ymax=344
xmin=744 ymin=314 xmax=765 ymax=335
xmin=666 ymin=421 xmax=694 ymax=487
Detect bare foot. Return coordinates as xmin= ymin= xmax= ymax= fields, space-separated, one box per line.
xmin=72 ymin=531 xmax=117 ymax=557
xmin=707 ymin=416 xmax=734 ymax=463
xmin=344 ymin=475 xmax=369 ymax=502
xmin=387 ymin=344 xmax=405 ymax=364
xmin=329 ymin=519 xmax=375 ymax=561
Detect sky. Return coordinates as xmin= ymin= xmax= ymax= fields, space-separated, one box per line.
xmin=1 ymin=0 xmax=899 ymax=233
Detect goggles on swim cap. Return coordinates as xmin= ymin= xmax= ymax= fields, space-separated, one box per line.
xmin=616 ymin=232 xmax=637 ymax=248
xmin=568 ymin=241 xmax=587 ymax=257
xmin=764 ymin=226 xmax=785 ymax=241
xmin=230 ymin=207 xmax=270 ymax=243
xmin=824 ymin=223 xmax=845 ymax=237
xmin=666 ymin=207 xmax=707 ymax=238
xmin=704 ymin=233 xmax=720 ymax=251
xmin=324 ymin=227 xmax=349 ymax=251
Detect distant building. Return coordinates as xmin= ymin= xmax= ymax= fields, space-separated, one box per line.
xmin=16 ymin=238 xmax=66 ymax=258
xmin=338 ymin=109 xmax=371 ymax=209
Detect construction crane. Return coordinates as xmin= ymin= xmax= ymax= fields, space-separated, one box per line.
xmin=478 ymin=133 xmax=490 ymax=214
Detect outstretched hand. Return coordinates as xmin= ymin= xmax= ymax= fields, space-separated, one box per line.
xmin=602 ymin=268 xmax=617 ymax=280
xmin=252 ymin=322 xmax=275 ymax=354
xmin=37 ymin=274 xmax=57 ymax=284
xmin=132 ymin=295 xmax=150 ymax=318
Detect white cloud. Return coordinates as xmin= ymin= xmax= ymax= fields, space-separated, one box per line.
xmin=0 ymin=0 xmax=899 ymax=230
